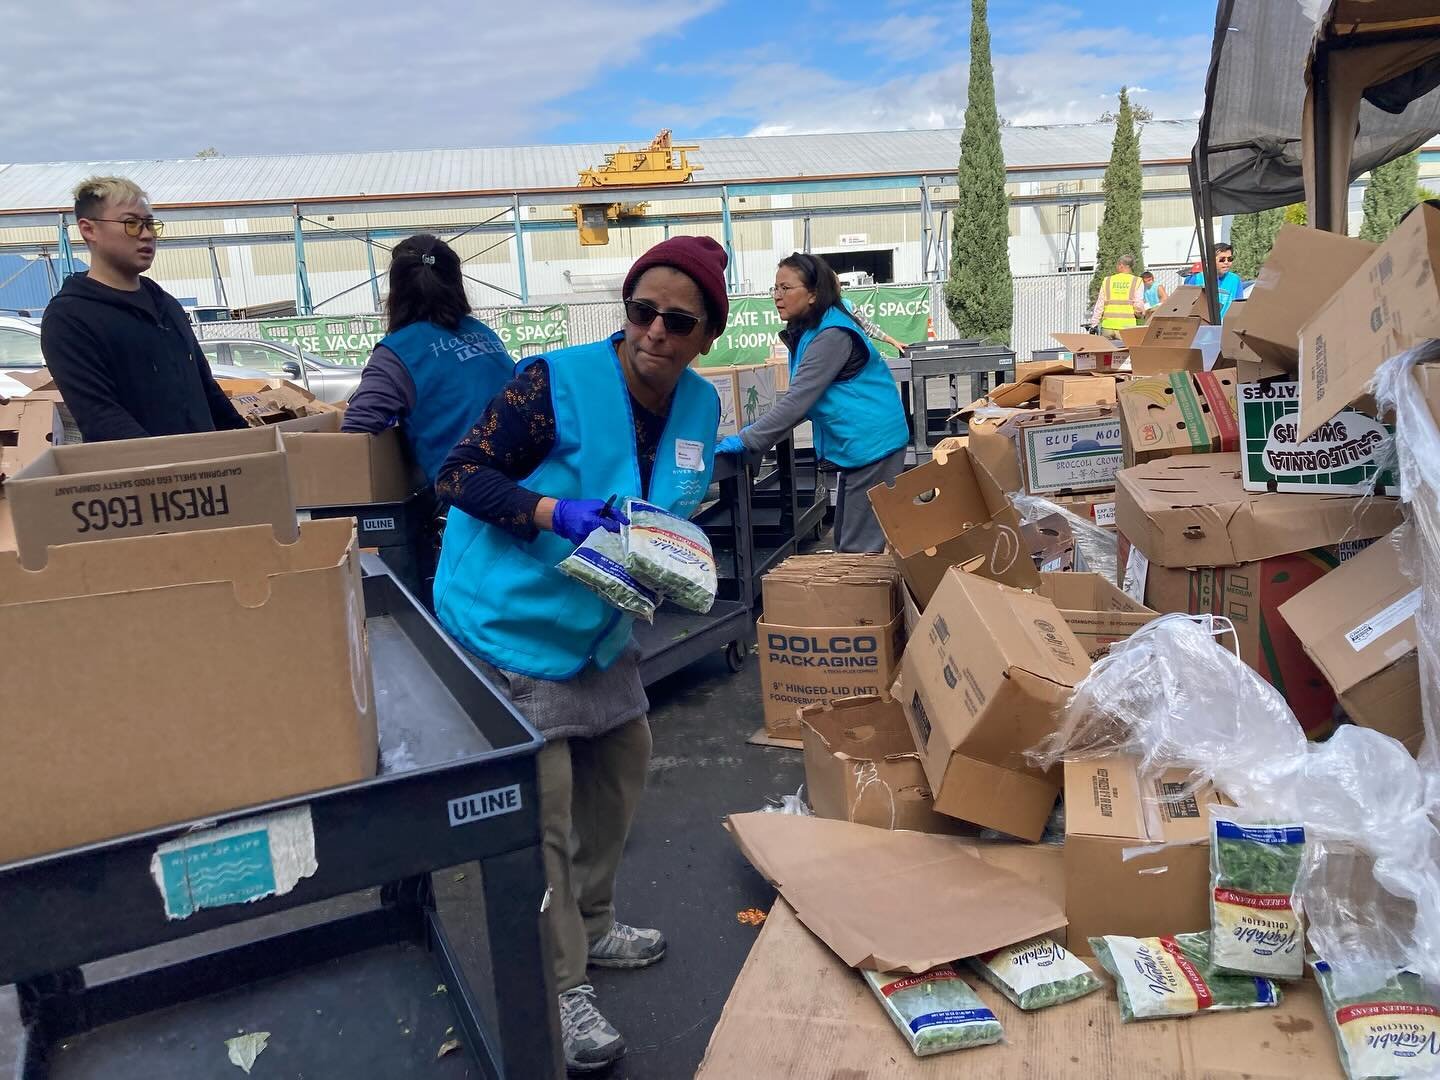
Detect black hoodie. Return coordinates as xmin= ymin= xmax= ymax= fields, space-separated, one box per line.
xmin=40 ymin=274 xmax=247 ymax=442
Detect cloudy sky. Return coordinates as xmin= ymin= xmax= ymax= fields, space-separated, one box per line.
xmin=2 ymin=0 xmax=1214 ymax=163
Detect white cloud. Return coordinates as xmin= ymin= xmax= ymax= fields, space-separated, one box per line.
xmin=0 ymin=0 xmax=718 ymax=162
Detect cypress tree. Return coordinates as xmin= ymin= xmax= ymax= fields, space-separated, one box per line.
xmin=1089 ymin=88 xmax=1144 ymax=305
xmin=1360 ymin=150 xmax=1421 ymax=242
xmin=1229 ymin=207 xmax=1286 ymax=278
xmin=944 ymin=0 xmax=1012 ymax=345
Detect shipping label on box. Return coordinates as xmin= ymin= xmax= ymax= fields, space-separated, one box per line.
xmin=757 ymin=615 xmax=902 ymax=737
xmin=1238 ymin=381 xmax=1398 ymax=495
xmin=1019 ymin=415 xmax=1123 ymax=495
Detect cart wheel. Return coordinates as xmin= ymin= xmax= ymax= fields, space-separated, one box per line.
xmin=725 ymin=640 xmax=748 ymax=672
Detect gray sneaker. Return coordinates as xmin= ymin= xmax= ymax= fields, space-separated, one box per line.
xmin=559 ymin=984 xmax=625 ymax=1073
xmin=588 ymin=922 xmax=667 ymax=969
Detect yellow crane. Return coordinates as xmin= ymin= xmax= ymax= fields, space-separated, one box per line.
xmin=573 ymin=131 xmax=702 ymax=245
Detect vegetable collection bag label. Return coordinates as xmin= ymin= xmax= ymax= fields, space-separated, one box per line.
xmin=622 ymin=498 xmax=717 ymax=613
xmin=1089 ymin=933 xmax=1281 ymax=1022
xmin=558 ymin=527 xmax=658 ymax=622
xmin=1313 ymin=960 xmax=1440 ymax=1079
xmin=862 ymin=965 xmax=1004 ymax=1057
xmin=1210 ymin=818 xmax=1306 ymax=978
xmin=967 ymin=936 xmax=1103 ymax=1011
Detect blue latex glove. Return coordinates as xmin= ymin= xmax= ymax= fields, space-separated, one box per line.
xmin=716 ymin=434 xmax=746 ymax=455
xmin=551 ymin=498 xmax=628 ymax=546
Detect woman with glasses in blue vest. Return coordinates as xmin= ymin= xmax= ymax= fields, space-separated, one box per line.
xmin=717 ymin=252 xmax=909 ymax=552
xmin=342 ymin=234 xmax=513 ymax=487
xmin=432 ymin=236 xmax=725 ymax=1074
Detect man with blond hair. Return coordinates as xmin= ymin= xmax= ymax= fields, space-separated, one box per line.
xmin=40 ymin=176 xmax=245 ymax=441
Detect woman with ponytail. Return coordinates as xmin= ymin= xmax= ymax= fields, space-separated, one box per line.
xmin=342 ymin=234 xmax=513 ymax=487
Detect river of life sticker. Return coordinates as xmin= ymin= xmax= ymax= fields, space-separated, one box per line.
xmin=149 ymin=807 xmax=318 ymax=920
xmin=1210 ymin=819 xmax=1305 ymax=979
xmin=1313 ymin=961 xmax=1440 ymax=1078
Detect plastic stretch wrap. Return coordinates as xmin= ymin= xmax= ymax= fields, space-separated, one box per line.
xmin=1011 ymin=492 xmax=1118 ymax=584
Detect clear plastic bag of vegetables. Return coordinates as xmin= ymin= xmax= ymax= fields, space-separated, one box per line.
xmin=1208 ymin=807 xmax=1306 ymax=980
xmin=862 ymin=965 xmax=1004 ymax=1057
xmin=1089 ymin=932 xmax=1281 ymax=1022
xmin=965 ymin=936 xmax=1103 ymax=1011
xmin=1311 ymin=957 xmax=1440 ymax=1079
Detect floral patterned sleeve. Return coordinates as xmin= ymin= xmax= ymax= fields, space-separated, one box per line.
xmin=435 ymin=360 xmax=557 ymax=541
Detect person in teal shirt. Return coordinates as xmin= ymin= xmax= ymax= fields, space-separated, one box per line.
xmin=1184 ymin=243 xmax=1243 ymax=320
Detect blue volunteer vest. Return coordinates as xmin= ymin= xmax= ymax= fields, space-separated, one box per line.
xmin=381 ymin=316 xmax=514 ymax=485
xmin=792 ymin=306 xmax=909 ymax=469
xmin=433 ymin=334 xmax=719 ymax=680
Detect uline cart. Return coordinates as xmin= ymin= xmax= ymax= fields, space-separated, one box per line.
xmin=1 ymin=561 xmax=559 ymax=1079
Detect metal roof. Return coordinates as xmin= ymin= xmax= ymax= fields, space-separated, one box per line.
xmin=0 ymin=121 xmax=1202 ymax=219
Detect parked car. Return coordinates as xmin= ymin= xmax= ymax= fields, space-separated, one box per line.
xmin=195 ymin=339 xmax=362 ymax=404
xmin=0 ymin=317 xmax=269 ymax=398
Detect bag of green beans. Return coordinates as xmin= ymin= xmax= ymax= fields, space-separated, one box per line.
xmin=1089 ymin=932 xmax=1281 ymax=1022
xmin=1209 ymin=811 xmax=1306 ymax=979
xmin=558 ymin=526 xmax=658 ymax=622
xmin=862 ymin=965 xmax=1004 ymax=1057
xmin=1311 ymin=958 xmax=1440 ymax=1079
xmin=966 ymin=935 xmax=1103 ymax=1011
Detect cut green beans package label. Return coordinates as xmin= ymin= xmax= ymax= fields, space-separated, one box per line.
xmin=862 ymin=965 xmax=1004 ymax=1057
xmin=1089 ymin=932 xmax=1281 ymax=1022
xmin=558 ymin=526 xmax=659 ymax=622
xmin=966 ymin=936 xmax=1103 ymax=1011
xmin=1312 ymin=959 xmax=1440 ymax=1079
xmin=1210 ymin=815 xmax=1306 ymax=979
xmin=622 ymin=498 xmax=717 ymax=613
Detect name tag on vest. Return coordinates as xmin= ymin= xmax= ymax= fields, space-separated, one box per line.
xmin=675 ymin=439 xmax=704 ymax=471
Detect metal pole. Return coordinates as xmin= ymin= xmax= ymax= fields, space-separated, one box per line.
xmin=365 ymin=230 xmax=382 ymax=312
xmin=938 ymin=209 xmax=950 ymax=278
xmin=802 ymin=215 xmax=812 ymax=255
xmin=512 ymin=194 xmax=529 ymax=304
xmin=919 ymin=179 xmax=933 ymax=281
xmin=57 ymin=214 xmax=75 ymax=278
xmin=720 ymin=185 xmax=737 ymax=291
xmin=1313 ymin=43 xmax=1335 ymax=234
xmin=207 ymin=240 xmax=228 ymax=308
xmin=293 ymin=204 xmax=313 ymax=316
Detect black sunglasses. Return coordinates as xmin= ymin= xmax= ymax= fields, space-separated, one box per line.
xmin=624 ymin=298 xmax=701 ymax=336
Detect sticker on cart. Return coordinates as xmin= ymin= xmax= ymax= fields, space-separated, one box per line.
xmin=149 ymin=806 xmax=318 ymax=920
xmin=361 ymin=516 xmax=396 ymax=533
xmin=448 ymin=784 xmax=524 ymax=827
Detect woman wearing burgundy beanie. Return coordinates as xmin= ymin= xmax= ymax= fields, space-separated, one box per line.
xmin=433 ymin=235 xmax=727 ymax=1073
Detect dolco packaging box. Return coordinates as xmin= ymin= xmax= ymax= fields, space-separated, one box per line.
xmin=869 ymin=442 xmax=1038 ymax=605
xmin=1117 ymin=369 xmax=1238 ymax=467
xmin=0 ymin=518 xmax=377 ymax=865
xmin=1280 ymin=531 xmax=1423 ymax=754
xmin=1014 ymin=407 xmax=1123 ymax=496
xmin=1063 ymin=756 xmax=1220 ymax=954
xmin=760 ymin=553 xmax=898 ymax=627
xmin=1114 ymin=453 xmax=1403 ymax=735
xmin=756 ymin=615 xmax=903 ymax=740
xmin=6 ymin=426 xmax=297 ymax=570
xmin=898 ymin=569 xmax=1090 ymax=842
xmin=798 ymin=695 xmax=968 ymax=835
xmin=1237 ymin=380 xmax=1398 ymax=496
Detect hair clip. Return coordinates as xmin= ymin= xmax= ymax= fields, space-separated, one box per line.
xmin=421 ymin=253 xmax=436 ymax=265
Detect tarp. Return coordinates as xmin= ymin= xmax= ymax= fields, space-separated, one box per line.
xmin=1192 ymin=0 xmax=1440 ymax=220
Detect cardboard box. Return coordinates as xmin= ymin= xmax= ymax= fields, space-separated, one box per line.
xmin=1298 ymin=202 xmax=1440 ymax=440
xmin=698 ymin=896 xmax=1346 ymax=1080
xmin=725 ymin=813 xmax=1066 ymax=972
xmin=953 ymin=362 xmax=1074 ymax=420
xmin=798 ymin=695 xmax=968 ymax=835
xmin=899 ymin=569 xmax=1089 ymax=841
xmin=757 ymin=614 xmax=902 ymax=738
xmin=0 ymin=394 xmax=67 ymax=480
xmin=954 ymin=417 xmax=1022 ymax=494
xmin=698 ymin=362 xmax=780 ymax=437
xmin=869 ymin=442 xmax=1037 ymax=604
xmin=1035 ymin=571 xmax=1158 ymax=659
xmin=1117 ymin=369 xmax=1238 ymax=467
xmin=1054 ymin=490 xmax=1118 ymax=530
xmin=1115 ymin=454 xmax=1402 ymax=734
xmin=1225 ymin=225 xmax=1376 ymax=380
xmin=1050 ymin=332 xmax=1123 ymax=371
xmin=1238 ymin=380 xmax=1398 ymax=496
xmin=1126 ymin=316 xmax=1208 ymax=375
xmin=0 ymin=493 xmax=13 ymax=553
xmin=219 ymin=378 xmax=339 ymax=426
xmin=1064 ymin=756 xmax=1221 ymax=954
xmin=0 ymin=518 xmax=377 ymax=864
xmin=1023 ymin=512 xmax=1076 ymax=573
xmin=1280 ymin=532 xmax=1423 ymax=753
xmin=6 ymin=426 xmax=297 ymax=569
xmin=1038 ymin=373 xmax=1117 ymax=410
xmin=760 ymin=553 xmax=898 ymax=627
xmin=1013 ymin=406 xmax=1122 ymax=495
xmin=273 ymin=411 xmax=411 ymax=507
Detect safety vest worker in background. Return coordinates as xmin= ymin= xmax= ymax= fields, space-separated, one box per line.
xmin=1091 ymin=254 xmax=1145 ymax=334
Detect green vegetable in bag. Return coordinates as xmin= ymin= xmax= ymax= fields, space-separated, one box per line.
xmin=622 ymin=498 xmax=717 ymax=613
xmin=1210 ymin=817 xmax=1306 ymax=979
xmin=1089 ymin=932 xmax=1281 ymax=1022
xmin=862 ymin=965 xmax=1004 ymax=1057
xmin=966 ymin=936 xmax=1103 ymax=1011
xmin=558 ymin=526 xmax=658 ymax=622
xmin=1312 ymin=959 xmax=1440 ymax=1079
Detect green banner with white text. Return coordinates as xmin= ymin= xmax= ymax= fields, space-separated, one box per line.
xmin=697 ymin=285 xmax=930 ymax=368
xmin=258 ymin=316 xmax=384 ymax=366
xmin=491 ymin=304 xmax=569 ymax=361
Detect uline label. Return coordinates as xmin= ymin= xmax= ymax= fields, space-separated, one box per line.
xmin=448 ymin=784 xmax=522 ymax=827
